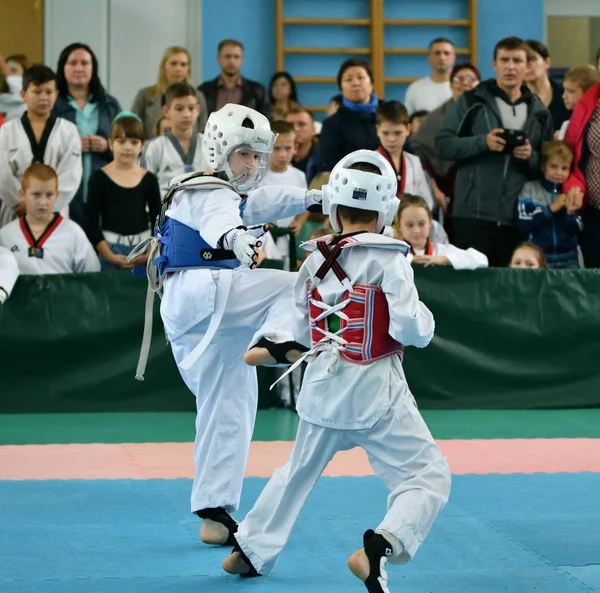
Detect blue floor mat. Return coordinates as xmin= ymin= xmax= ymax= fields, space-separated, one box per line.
xmin=0 ymin=475 xmax=598 ymax=592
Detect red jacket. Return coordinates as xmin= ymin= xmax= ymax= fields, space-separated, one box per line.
xmin=0 ymin=113 xmax=4 ymax=128
xmin=563 ymin=82 xmax=600 ymax=204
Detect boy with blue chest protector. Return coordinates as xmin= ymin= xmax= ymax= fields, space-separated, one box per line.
xmin=138 ymin=103 xmax=321 ymax=545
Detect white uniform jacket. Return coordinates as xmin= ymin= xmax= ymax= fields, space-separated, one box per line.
xmin=141 ymin=132 xmax=208 ymax=197
xmin=292 ymin=233 xmax=435 ymax=431
xmin=160 ymin=183 xmax=311 ymax=342
xmin=0 ymin=115 xmax=82 ymax=227
xmin=0 ymin=215 xmax=100 ymax=274
xmin=407 ymin=241 xmax=488 ymax=270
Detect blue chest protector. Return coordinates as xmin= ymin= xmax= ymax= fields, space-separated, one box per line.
xmin=131 ymin=173 xmax=249 ymax=281
xmin=152 ymin=217 xmax=240 ymax=276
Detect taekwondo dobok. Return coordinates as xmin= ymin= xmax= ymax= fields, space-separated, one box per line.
xmin=223 ymin=150 xmax=451 ymax=593
xmin=129 ymin=103 xmax=321 ymax=545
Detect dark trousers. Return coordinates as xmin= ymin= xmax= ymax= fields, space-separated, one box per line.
xmin=580 ymin=206 xmax=600 ymax=269
xmin=453 ymin=218 xmax=523 ymax=267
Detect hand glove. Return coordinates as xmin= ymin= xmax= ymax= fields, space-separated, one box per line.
xmin=0 ymin=288 xmax=7 ymax=305
xmin=245 ymin=224 xmax=269 ymax=239
xmin=305 ymin=189 xmax=323 ymax=213
xmin=230 ymin=229 xmax=262 ymax=268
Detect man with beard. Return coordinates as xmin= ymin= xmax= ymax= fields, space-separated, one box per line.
xmin=199 ymin=40 xmax=272 ymax=120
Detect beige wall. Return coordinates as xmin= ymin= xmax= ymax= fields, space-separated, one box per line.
xmin=0 ymin=0 xmax=44 ymax=63
xmin=547 ymin=17 xmax=591 ymax=68
xmin=591 ymin=18 xmax=600 ymax=64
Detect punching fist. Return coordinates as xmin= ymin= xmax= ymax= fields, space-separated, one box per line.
xmin=230 ymin=229 xmax=262 ymax=268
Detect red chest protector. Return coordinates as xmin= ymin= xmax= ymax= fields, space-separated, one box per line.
xmin=308 ymin=237 xmax=404 ymax=365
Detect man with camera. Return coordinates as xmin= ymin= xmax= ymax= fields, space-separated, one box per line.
xmin=435 ymin=37 xmax=554 ymax=266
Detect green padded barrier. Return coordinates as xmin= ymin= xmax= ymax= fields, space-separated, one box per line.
xmin=1 ymin=267 xmax=599 ymax=412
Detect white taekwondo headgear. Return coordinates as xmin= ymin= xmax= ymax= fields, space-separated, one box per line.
xmin=202 ymin=103 xmax=275 ymax=192
xmin=323 ymin=149 xmax=399 ymax=233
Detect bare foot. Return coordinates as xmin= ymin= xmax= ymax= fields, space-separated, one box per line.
xmin=222 ymin=551 xmax=251 ymax=575
xmin=200 ymin=518 xmax=229 ymax=545
xmin=348 ymin=548 xmax=370 ymax=582
xmin=244 ymin=347 xmax=303 ymax=366
xmin=244 ymin=347 xmax=275 ymax=366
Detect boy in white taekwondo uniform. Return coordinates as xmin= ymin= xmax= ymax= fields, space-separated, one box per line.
xmin=0 ymin=65 xmax=82 ymax=228
xmin=224 ymin=150 xmax=451 ymax=593
xmin=0 ymin=246 xmax=19 ymax=304
xmin=132 ymin=103 xmax=322 ymax=547
xmin=0 ymin=164 xmax=100 ymax=274
xmin=141 ymin=83 xmax=207 ymax=197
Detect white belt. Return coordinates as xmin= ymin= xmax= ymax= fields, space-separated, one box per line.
xmin=103 ymin=229 xmax=152 ymax=246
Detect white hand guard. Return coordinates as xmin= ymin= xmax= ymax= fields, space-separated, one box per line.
xmin=245 ymin=224 xmax=269 ymax=239
xmin=229 ymin=229 xmax=262 ymax=268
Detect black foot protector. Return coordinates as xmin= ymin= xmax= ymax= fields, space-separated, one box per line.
xmin=363 ymin=529 xmax=393 ymax=593
xmin=253 ymin=337 xmax=308 ymax=365
xmin=196 ymin=507 xmax=238 ymax=546
xmin=232 ymin=535 xmax=261 ymax=578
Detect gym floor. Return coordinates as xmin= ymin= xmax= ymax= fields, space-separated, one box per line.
xmin=1 ymin=409 xmax=599 ymax=592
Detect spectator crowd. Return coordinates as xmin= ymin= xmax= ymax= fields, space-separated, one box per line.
xmin=1 ymin=33 xmax=600 ymax=298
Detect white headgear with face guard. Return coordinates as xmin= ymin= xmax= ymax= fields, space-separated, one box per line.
xmin=323 ymin=150 xmax=399 ymax=233
xmin=202 ymin=103 xmax=275 ymax=192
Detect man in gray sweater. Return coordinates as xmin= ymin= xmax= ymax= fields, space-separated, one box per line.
xmin=436 ymin=37 xmax=554 ymax=266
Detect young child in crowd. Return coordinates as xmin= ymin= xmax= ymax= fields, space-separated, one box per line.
xmin=516 ymin=140 xmax=583 ymax=269
xmin=396 ymin=193 xmax=488 ymax=269
xmin=141 ymin=82 xmax=206 ymax=196
xmin=375 ymin=101 xmax=435 ymax=210
xmin=153 ymin=115 xmax=171 ymax=137
xmin=0 ymin=163 xmax=99 ymax=274
xmin=258 ymin=120 xmax=307 ymax=270
xmin=225 ymin=150 xmax=451 ymax=591
xmin=85 ymin=112 xmax=161 ymax=270
xmin=509 ymin=242 xmax=548 ymax=269
xmin=558 ymin=65 xmax=600 ymax=139
xmin=0 ymin=65 xmax=82 ymax=227
xmin=409 ymin=109 xmax=429 ymax=136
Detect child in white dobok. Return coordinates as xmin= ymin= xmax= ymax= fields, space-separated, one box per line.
xmin=225 ymin=150 xmax=451 ymax=592
xmin=133 ymin=103 xmax=321 ymax=547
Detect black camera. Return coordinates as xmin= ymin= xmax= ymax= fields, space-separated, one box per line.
xmin=500 ymin=129 xmax=527 ymax=154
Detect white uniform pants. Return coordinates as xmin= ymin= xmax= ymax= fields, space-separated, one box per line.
xmin=167 ymin=268 xmax=296 ymax=514
xmin=236 ymin=393 xmax=451 ymax=575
